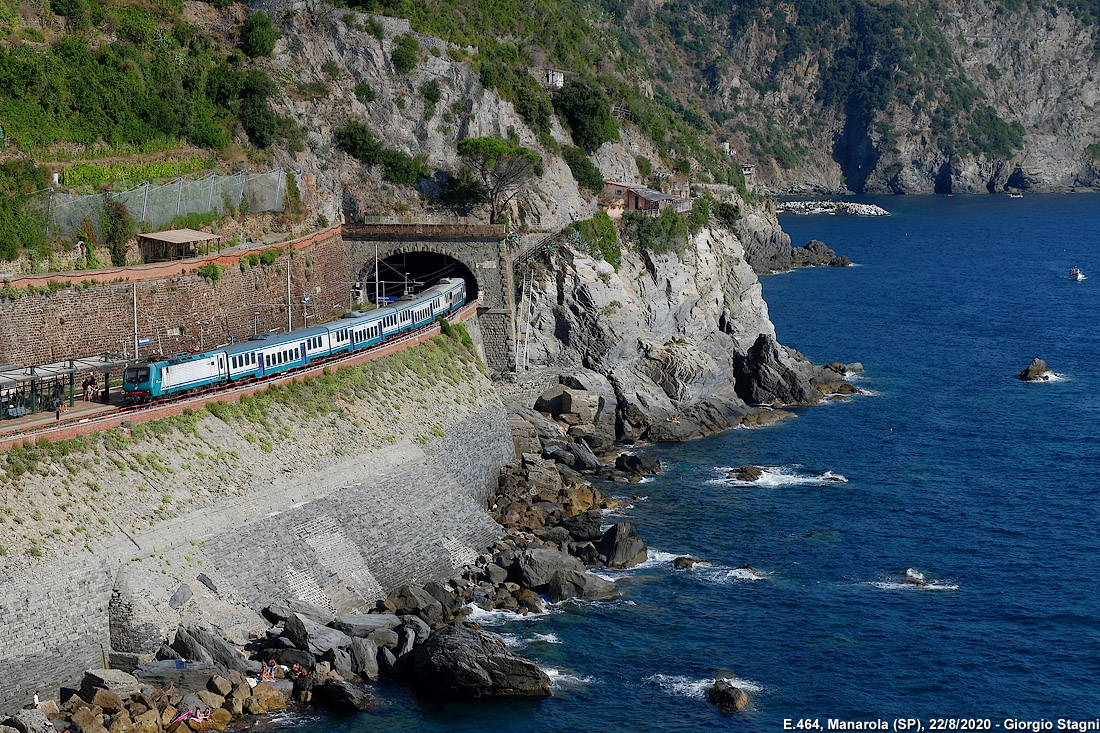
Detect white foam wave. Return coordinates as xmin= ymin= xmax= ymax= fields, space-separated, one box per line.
xmin=690 ymin=564 xmax=768 ymax=584
xmin=867 ymin=568 xmax=959 ymax=591
xmin=711 ymin=465 xmax=849 ymax=487
xmin=462 ymin=603 xmax=558 ymax=626
xmin=1023 ymin=371 xmax=1065 ymax=383
xmin=544 ymin=667 xmax=597 ymax=689
xmin=645 ymin=674 xmax=763 ymax=700
xmin=500 ymin=631 xmax=563 ymax=650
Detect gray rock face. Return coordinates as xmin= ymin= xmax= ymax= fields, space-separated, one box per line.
xmin=514 ymin=547 xmax=586 ymax=591
xmin=615 ymin=452 xmax=661 ymax=474
xmin=597 ymin=522 xmax=648 ymax=569
xmin=385 ymin=586 xmax=444 ymax=627
xmin=286 ymin=599 xmax=336 ymax=625
xmin=348 ymin=637 xmax=380 ymax=681
xmin=412 ymin=626 xmax=552 ymax=698
xmin=181 ymin=627 xmax=260 ymax=674
xmin=566 ymin=440 xmax=600 ymax=471
xmin=547 ymin=569 xmax=621 ymax=602
xmin=132 ymin=661 xmax=221 ymax=694
xmin=283 ymin=613 xmax=352 ymax=656
xmin=331 ymin=614 xmax=401 ymax=637
xmin=734 ymin=334 xmax=821 ymax=406
xmin=271 ymin=648 xmax=317 ymax=670
xmin=168 ymin=584 xmax=193 ymax=610
xmin=79 ymin=669 xmax=141 ymax=699
xmin=558 ymin=509 xmax=603 ymax=542
xmin=318 ymin=680 xmax=374 ymax=711
xmin=170 ymin=628 xmax=215 ymax=665
xmin=1018 ymin=357 xmax=1054 ymax=381
xmin=5 ymin=709 xmax=50 ymax=733
xmin=319 ymin=648 xmax=355 ymax=681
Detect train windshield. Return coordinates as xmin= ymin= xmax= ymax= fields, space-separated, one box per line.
xmin=124 ymin=367 xmax=150 ymax=385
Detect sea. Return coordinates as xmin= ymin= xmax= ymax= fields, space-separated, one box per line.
xmin=277 ymin=194 xmax=1100 ymax=731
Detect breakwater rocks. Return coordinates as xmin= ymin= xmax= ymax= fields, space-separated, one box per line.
xmin=777 ymin=200 xmax=891 ymax=216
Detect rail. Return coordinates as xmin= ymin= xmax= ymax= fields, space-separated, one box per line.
xmin=0 ymin=300 xmax=480 ymax=448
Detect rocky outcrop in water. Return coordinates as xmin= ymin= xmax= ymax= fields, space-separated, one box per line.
xmin=1017 ymin=358 xmax=1055 ymax=381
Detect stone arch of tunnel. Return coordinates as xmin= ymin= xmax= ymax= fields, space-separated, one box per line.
xmin=354 ymin=250 xmax=479 ymax=307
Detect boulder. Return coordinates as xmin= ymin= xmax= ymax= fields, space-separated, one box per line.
xmin=615 ymin=452 xmax=661 ymax=475
xmin=330 ymin=613 xmax=401 ymax=637
xmin=132 ymin=661 xmax=222 ymax=694
xmin=283 ymin=614 xmax=351 ymax=656
xmin=262 ymin=599 xmax=333 ymax=626
xmin=270 ymin=648 xmax=317 ymax=670
xmin=673 ymin=556 xmax=704 ymax=569
xmin=566 ymin=440 xmax=600 ymax=472
xmin=80 ymin=670 xmax=142 ymax=700
xmin=317 ymin=680 xmax=373 ymax=711
xmin=412 ymin=625 xmax=551 ymax=698
xmin=558 ymin=509 xmax=603 ymax=541
xmin=561 ymin=388 xmax=600 ymax=423
xmin=5 ymin=710 xmax=51 ymax=733
xmin=733 ymin=334 xmax=820 ymax=406
xmin=206 ymin=676 xmax=231 ymax=698
xmin=1018 ymin=357 xmax=1054 ymax=381
xmin=730 ymin=466 xmax=762 ymax=482
xmin=70 ymin=707 xmax=103 ymax=731
xmin=421 ymin=581 xmax=461 ymax=616
xmin=0 ymin=725 xmax=21 ymax=733
xmin=483 ymin=563 xmax=509 ymax=585
xmin=348 ymin=638 xmax=380 ymax=681
xmin=179 ymin=627 xmax=259 ymax=674
xmin=194 ymin=691 xmax=224 ymax=710
xmin=400 ymin=615 xmax=432 ymax=646
xmin=547 ymin=569 xmax=621 ymax=602
xmin=368 ymin=628 xmax=399 ymax=649
xmin=513 ymin=547 xmax=586 ymax=591
xmin=168 ymin=584 xmax=193 ymax=610
xmin=90 ymin=688 xmax=125 ymax=715
xmin=169 ymin=629 xmax=214 ymax=665
xmin=36 ymin=701 xmax=60 ymax=720
xmin=707 ymin=679 xmax=751 ymax=712
xmin=533 ymin=384 xmax=568 ymax=417
xmin=384 ymin=586 xmax=444 ymax=627
xmin=596 ymin=522 xmax=648 ymax=569
xmin=106 ymin=710 xmax=131 ymax=733
xmin=319 ymin=647 xmax=355 ymax=681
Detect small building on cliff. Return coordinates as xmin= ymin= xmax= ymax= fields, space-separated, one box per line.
xmin=138 ymin=229 xmax=222 ymax=263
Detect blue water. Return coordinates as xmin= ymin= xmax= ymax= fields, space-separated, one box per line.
xmin=284 ymin=194 xmax=1100 ymax=731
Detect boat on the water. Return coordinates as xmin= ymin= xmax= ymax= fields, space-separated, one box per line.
xmin=1070 ymin=267 xmax=1086 ymax=281
xmin=1008 ymin=192 xmax=1024 ymax=199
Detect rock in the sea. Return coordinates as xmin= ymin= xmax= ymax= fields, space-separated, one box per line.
xmin=615 ymin=452 xmax=661 ymax=474
xmin=385 ymin=585 xmax=445 ymax=627
xmin=734 ymin=334 xmax=820 ymax=406
xmin=1018 ymin=357 xmax=1054 ymax=381
xmin=729 ymin=466 xmax=763 ymax=482
xmin=514 ymin=547 xmax=586 ymax=591
xmin=318 ymin=680 xmax=374 ymax=711
xmin=707 ymin=679 xmax=751 ymax=712
xmin=596 ymin=522 xmax=648 ymax=569
xmin=412 ymin=625 xmax=551 ymax=698
xmin=673 ymin=556 xmax=704 ymax=569
xmin=547 ymin=569 xmax=621 ymax=602
xmin=558 ymin=509 xmax=603 ymax=541
xmin=349 ymin=637 xmax=380 ymax=681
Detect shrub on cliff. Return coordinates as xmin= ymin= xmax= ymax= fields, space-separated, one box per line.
xmin=241 ymin=12 xmax=279 ymax=58
xmin=392 ymin=35 xmax=419 ymax=73
xmin=101 ymin=200 xmax=136 ymax=267
xmin=565 ymin=211 xmax=620 ymax=269
xmin=561 ymin=147 xmax=604 ymax=194
xmin=622 ymin=208 xmax=688 ymax=255
xmin=553 ymin=78 xmax=618 ymax=151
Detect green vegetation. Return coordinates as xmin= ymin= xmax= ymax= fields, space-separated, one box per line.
xmin=456 ymin=136 xmax=542 ymax=224
xmin=553 ymin=78 xmax=619 ymax=151
xmin=196 ymin=263 xmax=226 ymax=283
xmin=0 ymin=161 xmax=47 ymax=261
xmin=621 ymin=208 xmax=688 ymax=255
xmin=241 ymin=11 xmax=279 ymax=58
xmin=355 ymin=82 xmax=377 ymax=104
xmin=63 ymin=157 xmax=215 ymax=187
xmin=335 ymin=121 xmax=429 ymax=186
xmin=101 ymin=200 xmax=136 ymax=267
xmin=391 ymin=35 xmax=419 ymax=73
xmin=561 ymin=146 xmax=604 ymax=193
xmin=565 ymin=211 xmax=620 ymax=268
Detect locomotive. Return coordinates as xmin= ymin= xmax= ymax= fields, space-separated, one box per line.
xmin=122 ymin=277 xmax=467 ymax=402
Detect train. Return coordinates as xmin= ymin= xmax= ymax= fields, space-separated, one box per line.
xmin=122 ymin=277 xmax=467 ymax=402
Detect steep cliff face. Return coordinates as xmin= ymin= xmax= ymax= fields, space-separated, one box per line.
xmin=514 ymin=195 xmax=844 ymax=442
xmin=228 ymin=0 xmax=593 ymax=229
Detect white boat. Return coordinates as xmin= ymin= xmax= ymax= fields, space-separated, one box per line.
xmin=1070 ymin=267 xmax=1086 ymax=281
xmin=1008 ymin=193 xmax=1024 ymax=199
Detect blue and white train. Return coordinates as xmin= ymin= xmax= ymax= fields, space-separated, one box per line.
xmin=122 ymin=277 xmax=467 ymax=402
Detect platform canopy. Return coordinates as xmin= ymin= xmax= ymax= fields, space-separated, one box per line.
xmin=0 ymin=354 xmax=132 ymax=390
xmin=138 ymin=228 xmax=222 ymax=262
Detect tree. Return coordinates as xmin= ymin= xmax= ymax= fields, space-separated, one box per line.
xmin=241 ymin=12 xmax=278 ymax=58
xmin=553 ymin=78 xmax=618 ymax=151
xmin=456 ymin=137 xmax=542 ymax=225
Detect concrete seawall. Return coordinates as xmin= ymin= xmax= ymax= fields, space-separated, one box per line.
xmin=0 ymin=335 xmax=513 ymax=710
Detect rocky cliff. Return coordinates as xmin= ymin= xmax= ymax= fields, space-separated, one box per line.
xmin=510 ymin=191 xmax=856 ymax=442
